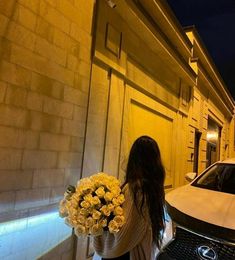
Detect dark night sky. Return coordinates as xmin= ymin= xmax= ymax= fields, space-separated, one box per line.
xmin=166 ymin=0 xmax=235 ymax=100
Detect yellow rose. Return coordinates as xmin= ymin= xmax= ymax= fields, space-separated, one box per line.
xmin=65 ymin=216 xmax=77 ymax=227
xmin=100 ymin=205 xmax=111 ymax=216
xmin=80 ymin=208 xmax=89 ymax=216
xmin=107 ymin=203 xmax=115 ymax=212
xmin=75 ymin=224 xmax=87 ymax=236
xmin=84 ymin=194 xmax=93 ymax=203
xmin=117 ymin=194 xmax=125 ymax=204
xmin=112 ymin=197 xmax=120 ymax=206
xmin=69 ymin=209 xmax=78 ymax=219
xmin=70 ymin=198 xmax=78 ymax=208
xmin=85 ymin=217 xmax=95 ymax=228
xmin=112 ymin=187 xmax=121 ymax=197
xmin=95 ymin=187 xmax=105 ymax=198
xmin=77 ymin=215 xmax=86 ymax=224
xmin=104 ymin=192 xmax=114 ymax=201
xmin=90 ymin=223 xmax=103 ymax=236
xmin=80 ymin=201 xmax=91 ymax=209
xmin=113 ymin=215 xmax=125 ymax=226
xmin=92 ymin=210 xmax=101 ymax=220
xmin=64 ymin=217 xmax=73 ymax=227
xmin=92 ymin=196 xmax=101 ymax=205
xmin=59 ymin=199 xmax=68 ymax=217
xmin=72 ymin=193 xmax=81 ymax=201
xmin=114 ymin=206 xmax=123 ymax=216
xmin=99 ymin=218 xmax=107 ymax=227
xmin=108 ymin=220 xmax=119 ymax=233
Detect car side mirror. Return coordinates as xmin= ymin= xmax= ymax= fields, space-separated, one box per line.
xmin=185 ymin=172 xmax=197 ymax=182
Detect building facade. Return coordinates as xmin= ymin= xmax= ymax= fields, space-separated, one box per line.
xmin=0 ymin=0 xmax=234 ymax=259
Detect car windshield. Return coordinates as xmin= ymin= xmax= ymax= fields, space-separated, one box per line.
xmin=192 ymin=163 xmax=235 ymax=194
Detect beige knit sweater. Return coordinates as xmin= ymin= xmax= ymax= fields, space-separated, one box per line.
xmin=93 ymin=184 xmax=156 ymax=260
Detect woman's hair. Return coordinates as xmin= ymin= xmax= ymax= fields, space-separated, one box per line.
xmin=124 ymin=135 xmax=165 ymax=249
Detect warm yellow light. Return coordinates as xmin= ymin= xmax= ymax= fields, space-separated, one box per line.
xmin=207 ymin=131 xmax=218 ymax=142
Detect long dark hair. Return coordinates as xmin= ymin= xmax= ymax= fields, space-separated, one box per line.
xmin=124 ymin=136 xmax=165 ymax=249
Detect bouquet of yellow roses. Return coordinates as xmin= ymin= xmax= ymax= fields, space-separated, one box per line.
xmin=59 ymin=172 xmax=125 ymax=236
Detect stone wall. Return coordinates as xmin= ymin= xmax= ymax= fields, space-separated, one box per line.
xmin=0 ymin=0 xmax=94 ymax=258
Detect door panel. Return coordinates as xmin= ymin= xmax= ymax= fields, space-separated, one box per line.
xmin=83 ymin=64 xmax=110 ymax=177
xmin=120 ymin=86 xmax=175 ymax=188
xmin=103 ymin=73 xmax=125 ymax=177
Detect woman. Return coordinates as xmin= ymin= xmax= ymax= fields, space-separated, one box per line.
xmin=93 ymin=136 xmax=166 ymax=260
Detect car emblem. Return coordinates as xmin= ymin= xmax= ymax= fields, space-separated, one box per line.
xmin=196 ymin=245 xmax=218 ymax=260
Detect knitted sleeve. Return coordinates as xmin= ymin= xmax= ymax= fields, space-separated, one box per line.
xmin=93 ymin=184 xmax=149 ymax=258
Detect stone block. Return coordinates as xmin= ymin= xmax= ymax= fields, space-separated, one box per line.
xmin=0 ymin=148 xmax=22 ymax=170
xmin=73 ymin=105 xmax=87 ymax=122
xmin=43 ymin=97 xmax=73 ymax=119
xmin=67 ymin=54 xmax=79 ymax=71
xmin=6 ymin=20 xmax=36 ymax=51
xmin=15 ymin=4 xmax=37 ymax=31
xmin=64 ymin=168 xmax=81 ymax=186
xmin=31 ymin=72 xmax=64 ymax=100
xmin=0 ymin=170 xmax=33 ymax=192
xmin=32 ymin=169 xmax=65 ymax=188
xmin=44 ymin=0 xmax=57 ymax=8
xmin=39 ymin=133 xmax=70 ymax=151
xmin=74 ymin=74 xmax=90 ymax=92
xmin=57 ymin=152 xmax=82 ymax=168
xmin=39 ymin=1 xmax=70 ymax=34
xmin=79 ymin=45 xmax=91 ymax=62
xmin=70 ymin=136 xmax=84 ymax=152
xmin=0 ymin=60 xmax=31 ymax=88
xmin=15 ymin=188 xmax=50 ymax=210
xmin=64 ymin=86 xmax=88 ymax=106
xmin=68 ymin=41 xmax=80 ymax=57
xmin=22 ymin=150 xmax=57 ymax=169
xmin=57 ymin=0 xmax=81 ymax=25
xmin=70 ymin=22 xmax=92 ymax=47
xmin=5 ymin=84 xmax=28 ymax=108
xmin=0 ymin=81 xmax=7 ymax=102
xmin=68 ymin=0 xmax=93 ymax=33
xmin=25 ymin=130 xmax=40 ymax=149
xmin=0 ymin=0 xmax=16 ymax=17
xmin=28 ymin=203 xmax=57 ymax=217
xmin=53 ymin=28 xmax=69 ymax=49
xmin=50 ymin=187 xmax=65 ymax=203
xmin=0 ymin=14 xmax=9 ymax=37
xmin=11 ymin=44 xmax=74 ymax=86
xmin=36 ymin=17 xmax=54 ymax=43
xmin=27 ymin=91 xmax=43 ymax=111
xmin=28 ymin=111 xmax=61 ymax=133
xmin=0 ymin=37 xmax=11 ymax=61
xmin=74 ymin=0 xmax=94 ymax=13
xmin=0 ymin=104 xmax=29 ymax=128
xmin=0 ymin=191 xmax=15 ymax=212
xmin=18 ymin=0 xmax=40 ymax=13
xmin=62 ymin=119 xmax=85 ymax=137
xmin=0 ymin=126 xmax=38 ymax=149
xmin=35 ymin=36 xmax=67 ymax=66
xmin=77 ymin=60 xmax=91 ymax=77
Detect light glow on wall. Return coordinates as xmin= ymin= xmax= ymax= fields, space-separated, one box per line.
xmin=207 ymin=131 xmax=218 ymax=143
xmin=0 ymin=211 xmax=72 ymax=259
xmin=0 ymin=212 xmax=59 ymax=236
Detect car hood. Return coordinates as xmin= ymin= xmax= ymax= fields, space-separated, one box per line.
xmin=166 ymin=184 xmax=235 ymax=230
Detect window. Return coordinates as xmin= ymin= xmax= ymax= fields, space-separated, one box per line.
xmin=192 ymin=163 xmax=235 ymax=194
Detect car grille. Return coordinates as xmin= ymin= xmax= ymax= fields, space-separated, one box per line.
xmin=164 ymin=227 xmax=235 ymax=260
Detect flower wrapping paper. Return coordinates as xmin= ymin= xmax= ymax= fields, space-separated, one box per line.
xmin=59 ymin=172 xmax=125 ymax=236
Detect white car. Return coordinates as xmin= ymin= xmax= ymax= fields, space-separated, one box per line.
xmin=157 ymin=159 xmax=235 ymax=260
